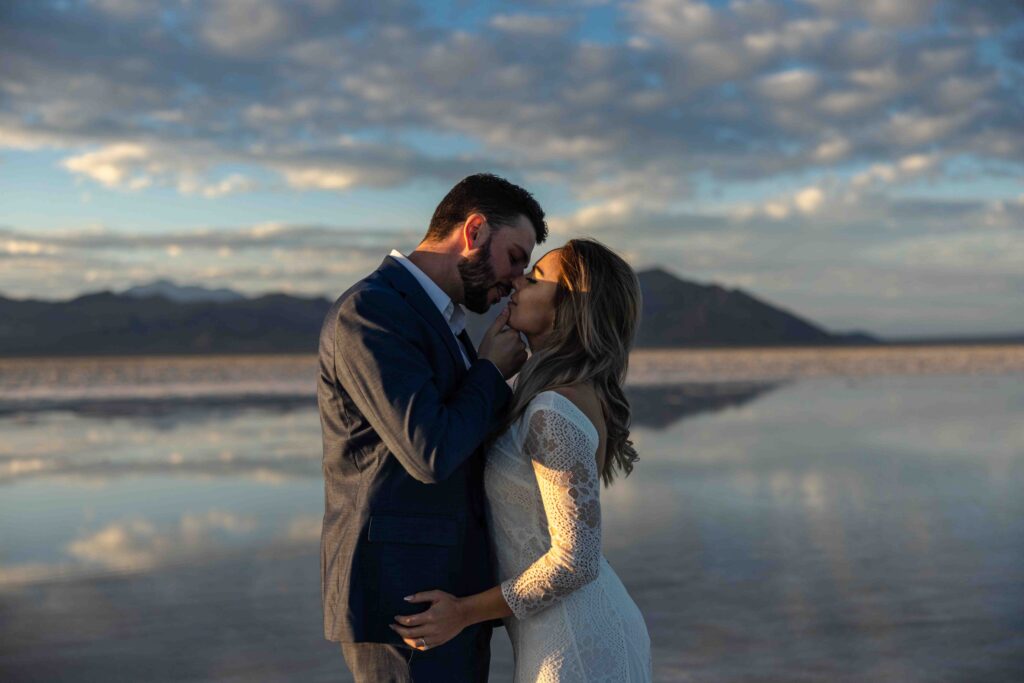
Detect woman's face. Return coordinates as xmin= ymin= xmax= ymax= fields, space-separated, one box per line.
xmin=508 ymin=249 xmax=562 ymax=345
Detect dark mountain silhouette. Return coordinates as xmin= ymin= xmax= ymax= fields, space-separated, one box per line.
xmin=0 ymin=290 xmax=329 ymax=356
xmin=634 ymin=267 xmax=878 ymax=348
xmin=6 ymin=269 xmax=1016 ymax=358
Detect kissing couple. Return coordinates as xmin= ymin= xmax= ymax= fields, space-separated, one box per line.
xmin=318 ymin=173 xmax=652 ymax=682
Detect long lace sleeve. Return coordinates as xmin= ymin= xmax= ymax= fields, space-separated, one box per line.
xmin=501 ymin=406 xmax=601 ymax=620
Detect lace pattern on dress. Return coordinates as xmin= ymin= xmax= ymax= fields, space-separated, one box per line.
xmin=500 ymin=405 xmax=602 ymax=620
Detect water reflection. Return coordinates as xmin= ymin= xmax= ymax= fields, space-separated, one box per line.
xmin=1 ymin=375 xmax=1022 ymax=682
xmin=627 ymin=381 xmax=785 ymax=429
xmin=1 ymin=384 xmax=766 ymax=486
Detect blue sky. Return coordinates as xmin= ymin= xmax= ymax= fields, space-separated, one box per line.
xmin=1 ymin=0 xmax=1022 ymax=336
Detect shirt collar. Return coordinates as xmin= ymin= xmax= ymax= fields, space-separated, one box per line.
xmin=389 ymin=249 xmax=466 ymax=335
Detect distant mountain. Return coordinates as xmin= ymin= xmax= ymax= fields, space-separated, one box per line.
xmin=122 ymin=279 xmax=246 ymax=304
xmin=634 ymin=267 xmax=879 ymax=347
xmin=4 ymin=268 xmax=1013 ymax=357
xmin=0 ymin=290 xmax=331 ymax=356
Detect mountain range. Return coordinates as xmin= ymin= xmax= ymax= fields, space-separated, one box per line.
xmin=0 ymin=269 xmax=1011 ymax=357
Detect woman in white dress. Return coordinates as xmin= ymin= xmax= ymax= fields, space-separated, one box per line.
xmin=390 ymin=238 xmax=653 ymax=682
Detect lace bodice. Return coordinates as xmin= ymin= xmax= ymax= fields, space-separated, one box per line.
xmin=485 ymin=390 xmax=652 ymax=682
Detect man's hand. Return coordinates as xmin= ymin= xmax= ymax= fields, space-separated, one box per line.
xmin=389 ymin=590 xmax=467 ymax=652
xmin=478 ymin=306 xmax=527 ymax=379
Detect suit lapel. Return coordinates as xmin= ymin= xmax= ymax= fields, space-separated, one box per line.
xmin=376 ymin=256 xmax=466 ymax=373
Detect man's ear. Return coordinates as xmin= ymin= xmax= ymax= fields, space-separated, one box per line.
xmin=462 ymin=213 xmax=489 ymax=250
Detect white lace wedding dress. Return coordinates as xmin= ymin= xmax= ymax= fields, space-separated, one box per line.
xmin=484 ymin=390 xmax=653 ymax=682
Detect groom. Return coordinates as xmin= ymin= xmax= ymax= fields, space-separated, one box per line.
xmin=318 ymin=173 xmax=547 ymax=682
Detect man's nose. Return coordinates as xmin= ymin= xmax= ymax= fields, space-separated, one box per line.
xmin=511 ymin=274 xmax=527 ymax=291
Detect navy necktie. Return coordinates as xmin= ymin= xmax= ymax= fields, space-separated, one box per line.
xmin=457 ymin=330 xmax=477 ymax=364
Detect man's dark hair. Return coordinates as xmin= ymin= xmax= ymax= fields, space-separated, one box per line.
xmin=425 ymin=173 xmax=547 ymax=244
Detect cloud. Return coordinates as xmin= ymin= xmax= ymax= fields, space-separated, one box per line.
xmin=199 ymin=174 xmax=258 ymax=198
xmin=851 ymin=152 xmax=941 ymax=187
xmin=0 ymin=0 xmax=1022 ymax=334
xmin=62 ymin=143 xmax=152 ymax=189
xmin=0 ymin=223 xmax=419 ymax=299
xmin=1 ymin=0 xmax=1017 ymax=200
xmin=862 ymin=227 xmax=1024 ymax=275
xmin=490 ymin=13 xmax=576 ymax=37
xmin=199 ymin=0 xmax=293 ymax=57
xmin=757 ymin=68 xmax=821 ymax=101
xmin=811 ymin=135 xmax=852 ymax=163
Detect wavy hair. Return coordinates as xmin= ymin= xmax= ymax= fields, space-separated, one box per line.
xmin=494 ymin=238 xmax=642 ymax=486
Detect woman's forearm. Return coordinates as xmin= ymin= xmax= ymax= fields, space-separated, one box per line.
xmin=458 ymin=585 xmax=513 ymax=627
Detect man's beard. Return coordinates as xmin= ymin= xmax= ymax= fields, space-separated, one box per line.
xmin=457 ymin=236 xmax=499 ymax=314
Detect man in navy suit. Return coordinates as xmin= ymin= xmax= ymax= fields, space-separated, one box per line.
xmin=317 ymin=174 xmax=547 ymax=682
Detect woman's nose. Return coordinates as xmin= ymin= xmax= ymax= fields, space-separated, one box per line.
xmin=512 ymin=274 xmax=527 ymax=291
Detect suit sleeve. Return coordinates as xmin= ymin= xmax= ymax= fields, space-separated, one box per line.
xmin=333 ymin=287 xmax=512 ymax=484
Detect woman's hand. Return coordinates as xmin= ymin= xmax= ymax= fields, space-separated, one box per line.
xmin=389 ymin=590 xmax=468 ymax=652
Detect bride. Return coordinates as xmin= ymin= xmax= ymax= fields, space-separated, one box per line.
xmin=390 ymin=238 xmax=653 ymax=682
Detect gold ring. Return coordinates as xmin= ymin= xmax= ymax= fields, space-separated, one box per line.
xmin=418 ymin=637 xmax=428 ymax=650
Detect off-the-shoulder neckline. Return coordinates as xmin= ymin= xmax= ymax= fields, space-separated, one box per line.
xmin=533 ymin=390 xmax=600 ymax=444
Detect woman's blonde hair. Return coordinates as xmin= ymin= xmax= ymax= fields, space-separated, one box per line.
xmin=496 ymin=238 xmax=642 ymax=486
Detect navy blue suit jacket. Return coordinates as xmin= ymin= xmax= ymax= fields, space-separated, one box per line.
xmin=318 ymin=255 xmax=512 ymax=643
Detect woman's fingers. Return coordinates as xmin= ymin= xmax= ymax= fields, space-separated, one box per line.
xmin=400 ymin=634 xmax=451 ymax=651
xmin=404 ymin=590 xmax=443 ymax=604
xmin=389 ymin=623 xmax=429 ymax=639
xmin=395 ymin=611 xmax=430 ymax=626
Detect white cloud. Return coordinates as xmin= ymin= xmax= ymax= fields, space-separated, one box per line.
xmin=793 ymin=186 xmax=825 ymax=213
xmin=884 ymin=111 xmax=971 ymax=147
xmin=200 ymin=0 xmax=292 ymax=57
xmin=201 ymin=174 xmax=257 ymax=198
xmin=630 ymin=0 xmax=720 ymax=43
xmin=757 ymin=68 xmax=821 ymax=101
xmin=738 ymin=184 xmax=830 ymax=220
xmin=812 ymin=135 xmax=852 ymax=163
xmin=62 ymin=143 xmax=151 ymax=189
xmin=851 ymin=152 xmax=940 ymax=187
xmin=2 ymin=240 xmax=58 ymax=256
xmin=0 ymin=123 xmax=69 ymax=150
xmin=280 ymin=167 xmax=360 ymax=191
xmin=860 ymin=0 xmax=937 ymax=27
xmin=489 ymin=14 xmax=574 ymax=37
xmin=848 ymin=64 xmax=903 ymax=91
xmin=816 ymin=89 xmax=884 ymax=117
xmin=90 ymin=0 xmax=160 ymax=20
xmin=862 ymin=228 xmax=1024 ymax=275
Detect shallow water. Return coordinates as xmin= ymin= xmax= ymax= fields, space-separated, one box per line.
xmin=0 ymin=358 xmax=1021 ymax=682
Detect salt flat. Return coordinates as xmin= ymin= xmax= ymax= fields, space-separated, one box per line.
xmin=627 ymin=344 xmax=1024 ymax=384
xmin=0 ymin=345 xmax=1021 ymax=407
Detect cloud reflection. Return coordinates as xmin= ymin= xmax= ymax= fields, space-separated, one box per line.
xmin=0 ymin=509 xmax=290 ymax=590
xmin=0 ymin=383 xmax=781 ymax=486
xmin=67 ymin=511 xmax=258 ymax=573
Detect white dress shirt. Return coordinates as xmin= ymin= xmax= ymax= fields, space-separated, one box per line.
xmin=390 ymin=249 xmax=471 ymax=368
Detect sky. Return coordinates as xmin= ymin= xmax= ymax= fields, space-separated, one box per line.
xmin=1 ymin=0 xmax=1022 ymax=337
